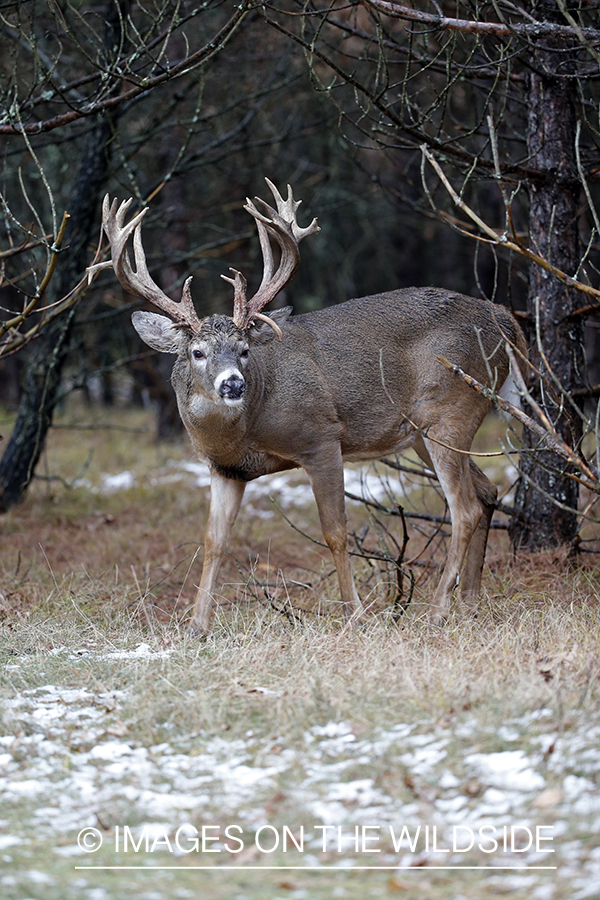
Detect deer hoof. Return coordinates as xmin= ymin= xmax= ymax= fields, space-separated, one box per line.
xmin=186 ymin=620 xmax=211 ymax=639
xmin=428 ymin=609 xmax=448 ymax=628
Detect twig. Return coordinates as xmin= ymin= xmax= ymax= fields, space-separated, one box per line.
xmin=421 ymin=146 xmax=600 ymax=303
xmin=0 ymin=211 xmax=70 ymax=340
xmin=437 ymin=354 xmax=600 ymax=491
xmin=344 ymin=490 xmax=510 ymax=528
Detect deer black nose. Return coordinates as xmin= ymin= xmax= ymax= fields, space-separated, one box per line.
xmin=218 ymin=375 xmax=245 ymax=400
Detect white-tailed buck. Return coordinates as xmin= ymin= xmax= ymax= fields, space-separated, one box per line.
xmin=88 ymin=180 xmax=526 ymax=633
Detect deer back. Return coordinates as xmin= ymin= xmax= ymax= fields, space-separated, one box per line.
xmin=254 ymin=288 xmax=521 ymax=428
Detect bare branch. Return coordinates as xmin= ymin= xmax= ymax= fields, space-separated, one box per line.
xmin=0 ymin=3 xmax=250 ymax=135
xmin=0 ymin=211 xmax=70 ymax=348
xmin=366 ymin=0 xmax=600 ymax=43
xmin=421 ymin=146 xmax=600 ymax=304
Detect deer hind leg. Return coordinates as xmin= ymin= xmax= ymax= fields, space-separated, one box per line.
xmin=459 ymin=460 xmax=497 ymax=612
xmin=305 ymin=448 xmax=364 ymax=624
xmin=416 ymin=435 xmax=487 ymax=626
xmin=188 ymin=471 xmax=246 ymax=636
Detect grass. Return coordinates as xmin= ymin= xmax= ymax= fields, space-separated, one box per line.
xmin=3 ymin=606 xmax=598 ymax=747
xmin=1 ymin=401 xmax=600 ymax=899
xmin=1 ymin=609 xmax=598 ymax=899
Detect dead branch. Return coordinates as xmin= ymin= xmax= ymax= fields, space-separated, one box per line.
xmin=366 ymin=1 xmax=600 ymax=43
xmin=0 ymin=212 xmax=69 ymax=339
xmin=0 ymin=4 xmax=250 ymax=136
xmin=0 ymin=212 xmax=108 ymax=358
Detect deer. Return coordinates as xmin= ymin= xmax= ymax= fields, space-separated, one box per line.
xmin=87 ymin=179 xmax=526 ymax=635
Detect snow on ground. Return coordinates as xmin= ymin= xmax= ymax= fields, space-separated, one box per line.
xmin=0 ymin=648 xmax=599 ymax=898
xmin=84 ymin=459 xmax=425 ymax=513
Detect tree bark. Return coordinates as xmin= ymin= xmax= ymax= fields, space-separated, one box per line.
xmin=0 ymin=115 xmax=113 ymax=510
xmin=510 ymin=16 xmax=583 ymax=550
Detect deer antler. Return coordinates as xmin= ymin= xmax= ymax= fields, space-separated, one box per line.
xmin=87 ymin=195 xmax=203 ymax=332
xmin=222 ymin=179 xmax=320 ymax=335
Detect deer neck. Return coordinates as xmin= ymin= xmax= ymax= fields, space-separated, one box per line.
xmin=177 ymin=357 xmax=266 ymax=468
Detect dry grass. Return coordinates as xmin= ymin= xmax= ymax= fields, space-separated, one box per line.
xmin=1 ymin=401 xmax=599 ymax=695
xmin=4 ymin=594 xmax=598 ymax=740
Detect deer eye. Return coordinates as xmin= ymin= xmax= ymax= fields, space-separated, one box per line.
xmin=192 ymin=348 xmax=205 ymax=360
xmin=240 ymin=347 xmax=249 ymax=359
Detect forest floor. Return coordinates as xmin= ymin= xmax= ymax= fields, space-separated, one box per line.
xmin=0 ymin=402 xmax=599 ymax=900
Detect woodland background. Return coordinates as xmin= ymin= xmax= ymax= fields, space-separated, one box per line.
xmin=2 ymin=0 xmax=600 ymax=551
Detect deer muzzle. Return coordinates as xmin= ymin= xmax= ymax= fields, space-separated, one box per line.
xmin=216 ymin=370 xmax=245 ymax=403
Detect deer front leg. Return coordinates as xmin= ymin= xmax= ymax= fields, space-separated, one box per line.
xmin=305 ymin=448 xmax=364 ymax=625
xmin=188 ymin=471 xmax=246 ymax=636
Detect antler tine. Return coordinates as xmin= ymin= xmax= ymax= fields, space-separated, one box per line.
xmin=106 ymin=197 xmax=147 ymax=267
xmin=263 ymin=178 xmax=320 ymax=243
xmin=235 ymin=178 xmax=320 ymax=326
xmin=221 ymin=268 xmax=248 ymax=329
xmin=254 ymin=216 xmax=275 ymax=292
xmin=91 ymin=194 xmax=203 ymax=332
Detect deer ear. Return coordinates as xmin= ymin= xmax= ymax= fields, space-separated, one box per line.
xmin=248 ymin=306 xmax=293 ymax=344
xmin=132 ymin=311 xmax=184 ymax=353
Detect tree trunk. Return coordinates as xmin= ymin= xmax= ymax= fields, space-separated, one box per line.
xmin=0 ymin=0 xmax=132 ymax=511
xmin=0 ymin=116 xmax=113 ymax=510
xmin=510 ymin=19 xmax=583 ymax=550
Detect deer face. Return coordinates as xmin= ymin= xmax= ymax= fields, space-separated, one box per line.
xmin=189 ymin=316 xmax=249 ymax=407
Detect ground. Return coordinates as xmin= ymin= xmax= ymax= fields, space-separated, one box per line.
xmin=0 ymin=403 xmax=599 ymax=899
